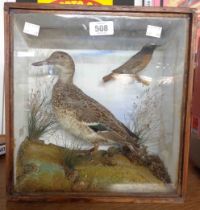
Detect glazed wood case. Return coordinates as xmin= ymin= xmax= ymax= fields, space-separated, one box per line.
xmin=4 ymin=3 xmax=196 ymax=203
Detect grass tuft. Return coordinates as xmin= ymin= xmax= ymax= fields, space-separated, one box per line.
xmin=27 ymin=90 xmax=56 ymax=140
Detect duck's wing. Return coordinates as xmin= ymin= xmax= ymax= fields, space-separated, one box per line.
xmin=57 ymin=84 xmax=138 ymax=143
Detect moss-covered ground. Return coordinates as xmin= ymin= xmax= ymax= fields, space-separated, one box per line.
xmin=16 ymin=139 xmax=162 ymax=192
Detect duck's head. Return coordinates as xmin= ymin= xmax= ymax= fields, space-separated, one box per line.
xmin=32 ymin=51 xmax=75 ymax=83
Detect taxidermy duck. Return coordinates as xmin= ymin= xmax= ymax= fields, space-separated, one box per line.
xmin=102 ymin=44 xmax=158 ymax=85
xmin=32 ymin=51 xmax=139 ymax=152
xmin=32 ymin=51 xmax=170 ymax=183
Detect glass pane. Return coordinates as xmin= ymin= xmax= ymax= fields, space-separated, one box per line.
xmin=12 ymin=12 xmax=189 ymax=194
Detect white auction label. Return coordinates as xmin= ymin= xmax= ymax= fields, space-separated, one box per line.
xmin=23 ymin=22 xmax=40 ymax=37
xmin=89 ymin=21 xmax=114 ymax=36
xmin=146 ymin=25 xmax=162 ymax=38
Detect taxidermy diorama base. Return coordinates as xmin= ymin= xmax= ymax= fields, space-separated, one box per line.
xmin=15 ymin=139 xmax=170 ymax=193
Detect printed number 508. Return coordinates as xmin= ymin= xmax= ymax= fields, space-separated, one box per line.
xmin=95 ymin=24 xmax=108 ymax=32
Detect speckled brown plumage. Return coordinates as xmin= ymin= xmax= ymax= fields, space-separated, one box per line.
xmin=32 ymin=51 xmax=139 ymax=148
xmin=52 ymin=81 xmax=138 ymax=147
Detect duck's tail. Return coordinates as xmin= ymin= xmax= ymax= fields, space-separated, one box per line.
xmin=102 ymin=73 xmax=114 ymax=83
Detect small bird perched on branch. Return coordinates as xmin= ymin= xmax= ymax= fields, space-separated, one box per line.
xmin=102 ymin=44 xmax=159 ymax=86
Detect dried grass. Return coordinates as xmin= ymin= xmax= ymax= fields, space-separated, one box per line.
xmin=27 ymin=90 xmax=57 ymax=140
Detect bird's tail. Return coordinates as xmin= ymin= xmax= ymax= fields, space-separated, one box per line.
xmin=102 ymin=73 xmax=114 ymax=83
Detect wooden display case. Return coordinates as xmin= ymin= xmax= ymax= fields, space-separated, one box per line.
xmin=4 ymin=3 xmax=197 ymax=203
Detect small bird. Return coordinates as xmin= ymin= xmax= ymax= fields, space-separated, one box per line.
xmin=102 ymin=44 xmax=158 ymax=85
xmin=32 ymin=51 xmax=139 ymax=153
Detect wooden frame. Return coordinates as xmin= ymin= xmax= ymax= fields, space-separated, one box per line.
xmin=4 ymin=3 xmax=197 ymax=203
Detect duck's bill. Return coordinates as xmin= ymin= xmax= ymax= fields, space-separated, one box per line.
xmin=32 ymin=60 xmax=48 ymax=66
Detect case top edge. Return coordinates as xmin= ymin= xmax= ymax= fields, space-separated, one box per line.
xmin=4 ymin=2 xmax=196 ymax=15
